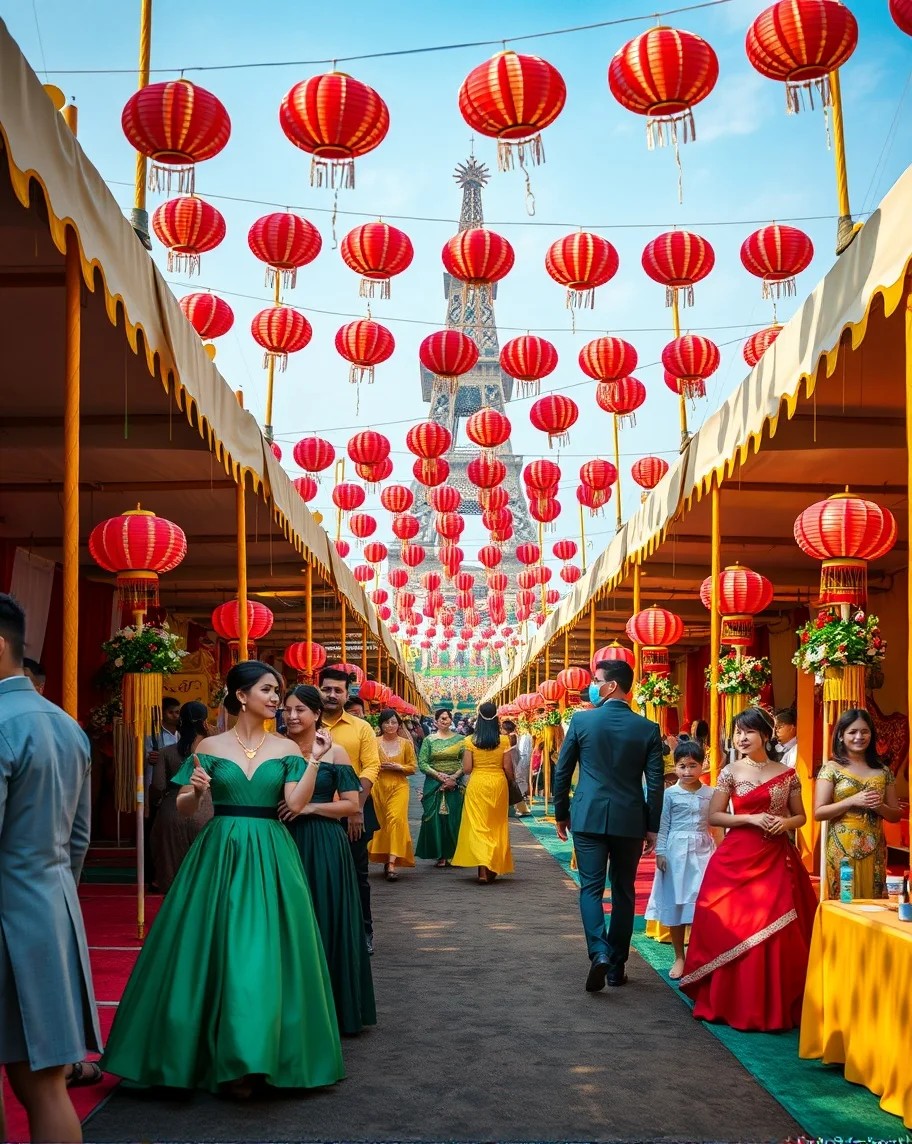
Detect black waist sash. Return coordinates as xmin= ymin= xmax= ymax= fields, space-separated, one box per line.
xmin=214 ymin=805 xmax=278 ymax=819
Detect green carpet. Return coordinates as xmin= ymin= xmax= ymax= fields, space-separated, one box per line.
xmin=520 ymin=804 xmax=907 ymax=1141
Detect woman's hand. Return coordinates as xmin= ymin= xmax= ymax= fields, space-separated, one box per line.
xmin=655 ymin=854 xmax=668 ymax=872
xmin=854 ymin=788 xmax=882 ymax=809
xmin=190 ymin=755 xmax=210 ymax=795
xmin=763 ymin=815 xmax=787 ymax=835
xmin=277 ymin=799 xmax=297 ymax=823
xmin=312 ymin=729 xmax=333 ymax=761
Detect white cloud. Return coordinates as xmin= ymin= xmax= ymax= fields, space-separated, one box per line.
xmin=698 ymin=69 xmax=775 ymax=144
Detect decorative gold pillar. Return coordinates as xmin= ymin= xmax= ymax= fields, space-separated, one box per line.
xmin=632 ymin=564 xmax=642 ymax=685
xmin=62 ymin=230 xmax=81 ymax=718
xmin=236 ymin=474 xmax=249 ymax=662
xmin=340 ymin=600 xmax=347 ymax=663
xmin=563 ymin=628 xmax=569 ymax=671
xmin=709 ymin=482 xmax=721 ymax=782
xmin=305 ymin=562 xmax=313 ymax=679
xmin=795 ymin=664 xmax=818 ymax=875
xmin=829 ymin=70 xmax=860 ymax=255
xmin=612 ymin=414 xmax=623 ymax=532
xmin=589 ymin=602 xmax=596 ymax=665
xmin=579 ymin=502 xmax=588 ymax=572
xmin=361 ymin=621 xmax=368 ymax=677
xmin=131 ymin=0 xmax=153 ymax=248
xmin=671 ymin=294 xmax=689 ymax=449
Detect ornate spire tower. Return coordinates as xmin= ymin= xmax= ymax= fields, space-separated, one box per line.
xmin=413 ymin=156 xmax=536 ymax=548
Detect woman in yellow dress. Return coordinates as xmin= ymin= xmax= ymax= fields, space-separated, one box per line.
xmin=368 ymin=708 xmax=417 ymax=880
xmin=452 ymin=702 xmax=516 ymax=883
xmin=815 ymin=708 xmax=902 ymax=900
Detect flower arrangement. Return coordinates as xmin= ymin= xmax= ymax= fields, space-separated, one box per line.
xmin=634 ymin=673 xmax=681 ymax=708
xmin=792 ymin=610 xmax=886 ymax=675
xmin=530 ymin=708 xmax=563 ymax=735
xmin=706 ymin=652 xmax=772 ymax=696
xmin=87 ymin=696 xmax=122 ymax=738
xmin=102 ymin=624 xmax=186 ymax=677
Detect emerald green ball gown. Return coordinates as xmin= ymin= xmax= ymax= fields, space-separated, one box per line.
xmin=101 ymin=754 xmax=345 ymax=1093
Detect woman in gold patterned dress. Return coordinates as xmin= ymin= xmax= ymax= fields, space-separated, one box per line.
xmin=815 ymin=708 xmax=902 ymax=900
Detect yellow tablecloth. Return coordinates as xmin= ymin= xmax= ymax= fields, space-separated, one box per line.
xmin=799 ymin=900 xmax=912 ymax=1128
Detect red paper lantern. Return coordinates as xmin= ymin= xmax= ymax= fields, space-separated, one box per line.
xmin=353 ymin=564 xmax=375 ymax=584
xmin=327 ymin=661 xmax=364 ymax=687
xmin=270 ymin=442 xmax=283 ymax=462
xmin=545 ymin=232 xmax=619 ymax=309
xmin=465 ymin=410 xmax=512 ymax=458
xmin=530 ymin=498 xmax=561 ymax=526
xmin=890 ymin=0 xmax=912 ymax=35
xmin=349 ymin=512 xmax=377 ymax=541
xmin=499 ymin=335 xmax=558 ymax=397
xmin=380 ymin=485 xmax=414 ymax=514
xmin=479 ymin=486 xmax=509 ymax=512
xmin=419 ymin=330 xmax=479 ymax=394
xmin=478 ymin=545 xmax=502 ymax=569
xmin=285 ymin=641 xmax=327 ymax=677
xmin=743 ymin=324 xmax=783 ymax=367
xmin=152 ymin=196 xmax=225 ymax=275
xmin=794 ymin=492 xmax=898 ymax=605
xmin=293 ymin=435 xmax=335 ymax=475
xmin=248 ymin=212 xmax=322 ymax=289
xmin=578 ymin=336 xmax=637 ymax=383
xmin=596 ymin=377 xmax=646 ymax=427
xmin=661 ymin=335 xmax=721 ymax=401
xmin=442 ymin=228 xmax=514 ymax=286
xmin=746 ymin=0 xmax=858 ymax=112
xmin=347 ymin=430 xmax=391 ymax=468
xmin=577 ymin=483 xmax=611 ymax=516
xmin=332 ymin=482 xmax=366 ymax=512
xmin=121 ymin=79 xmax=230 ymax=193
xmin=293 ymin=475 xmax=318 ymax=502
xmin=516 ymin=543 xmax=541 ymax=566
xmin=406 ymin=421 xmax=452 ymax=461
xmin=421 ymin=572 xmax=442 ymax=593
xmin=211 ymin=599 xmax=274 ymax=657
xmin=412 ymin=457 xmax=449 ymax=488
xmin=355 ymin=458 xmax=393 ymax=492
xmin=608 ymin=26 xmax=719 ymax=148
xmin=179 ymin=293 xmax=234 ymax=342
xmin=340 ymin=221 xmax=413 ymax=298
xmin=530 ymin=394 xmax=579 ymax=448
xmin=539 ymin=679 xmax=566 ymax=704
xmin=591 ymin=643 xmax=635 ymax=673
xmin=279 ymin=73 xmax=390 ymax=188
xmin=741 ymin=224 xmax=813 ymax=298
xmin=402 ymin=544 xmax=426 ymax=568
xmin=700 ymin=563 xmax=775 ymax=647
xmin=335 ymin=319 xmax=395 ymax=385
xmin=334 ymin=539 xmax=350 ymax=558
xmin=458 ymin=50 xmax=566 ymax=170
xmin=88 ymin=506 xmax=187 ymax=610
xmin=428 ymin=485 xmax=462 ymax=513
xmin=552 ymin=539 xmax=578 ymax=562
xmin=626 ymin=606 xmax=684 ymax=675
xmin=363 ymin=541 xmax=388 ymax=565
xmin=435 ymin=512 xmax=465 ymax=544
xmin=487 ymin=573 xmax=508 ymax=593
xmin=642 ymin=230 xmax=715 ymax=307
xmin=467 ymin=455 xmax=507 ymax=489
xmin=579 ymin=459 xmax=617 ymax=491
xmin=251 ymin=306 xmax=313 ymax=370
xmin=523 ymin=459 xmax=561 ymax=493
xmin=560 ymin=564 xmax=582 ymax=584
xmin=557 ymin=666 xmax=590 ymax=693
xmin=631 ymin=456 xmax=670 ymax=492
xmin=388 ymin=569 xmax=409 ymax=589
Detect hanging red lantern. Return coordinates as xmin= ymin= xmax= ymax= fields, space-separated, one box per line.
xmin=545 ymin=588 xmax=561 ymax=606
xmin=211 ymin=599 xmax=274 ymax=660
xmin=349 ymin=512 xmax=377 ymax=542
xmin=251 ymin=306 xmax=312 ymax=370
xmin=122 ymin=79 xmax=230 ymax=193
xmin=516 ymin=543 xmax=541 ymax=566
xmin=523 ymin=459 xmax=561 ymax=494
xmin=539 ymin=679 xmax=566 ymax=704
xmin=545 ymin=232 xmax=619 ymax=309
xmin=794 ymin=491 xmax=897 ymax=606
xmin=487 ymin=573 xmax=508 ymax=593
xmin=355 ymin=458 xmax=393 ymax=492
xmin=435 ymin=512 xmax=465 ymax=543
xmin=560 ymin=564 xmax=583 ymax=585
xmin=557 ymin=666 xmax=590 ymax=694
xmin=517 ymin=570 xmax=537 ymax=591
xmin=530 ymin=394 xmax=578 ymax=448
xmin=478 ymin=486 xmax=509 ymax=513
xmin=335 ymin=319 xmax=395 ymax=385
xmin=88 ymin=506 xmax=187 ymax=611
xmin=552 ymin=539 xmax=578 ymax=563
xmin=478 ymin=545 xmax=502 ymax=569
xmin=421 ymin=572 xmax=442 ymax=593
xmin=353 ymin=564 xmax=375 ymax=584
xmin=456 ymin=591 xmax=474 ymax=611
xmin=454 ymin=572 xmax=475 ymax=593
xmin=608 ymin=26 xmax=719 ymax=149
xmin=458 ymin=51 xmax=566 ymax=171
xmin=579 ymin=459 xmax=617 ymax=491
xmin=890 ymin=0 xmax=912 ymax=35
xmin=388 ymin=569 xmax=409 ymax=589
xmin=499 ymin=335 xmax=558 ymax=398
xmin=741 ymin=224 xmax=814 ymax=298
xmin=517 ymin=588 xmax=537 ymax=610
xmin=363 ymin=541 xmax=388 ymax=565
xmin=279 ymin=72 xmax=390 ymax=188
xmin=442 ymin=228 xmax=514 ymax=286
xmin=482 ymin=507 xmax=512 ymax=535
xmin=376 ymin=605 xmax=392 ymax=622
xmin=247 ymin=212 xmax=322 ymax=289
xmin=746 ymin=0 xmax=858 ymax=113
xmin=293 ymin=475 xmax=318 ymax=502
xmin=419 ymin=330 xmax=479 ymax=394
xmin=577 ymin=483 xmax=611 ymax=516
xmin=596 ymin=377 xmax=646 ymax=427
xmin=631 ymin=456 xmax=670 ymax=493
xmin=743 ymin=324 xmax=783 ymax=367
xmin=285 ymin=641 xmax=328 ymax=678
xmin=152 ymin=196 xmax=225 ymax=275
xmin=661 ymin=335 xmax=721 ymax=401
xmin=700 ymin=564 xmax=775 ymax=647
xmin=380 ymin=485 xmax=414 ymax=514
xmin=373 ymin=589 xmax=390 ymax=606
xmin=467 ymin=455 xmax=507 ymax=488
xmin=406 ymin=421 xmax=452 ymax=463
xmin=439 ymin=547 xmax=464 ymax=578
xmin=578 ymin=336 xmax=637 ymax=383
xmin=626 ymin=606 xmax=684 ymax=675
xmin=402 ymin=544 xmax=426 ymax=568
xmin=413 ymin=457 xmax=449 ymax=488
xmin=347 ymin=429 xmax=391 ymax=468
xmin=396 ymin=588 xmax=416 ymax=610
xmin=534 ymin=565 xmax=552 ymax=586
xmin=529 ymin=498 xmax=561 ymax=526
xmin=429 ymin=485 xmax=462 ymax=513
xmin=332 ymin=482 xmax=366 ymax=512
xmin=270 ymin=442 xmax=283 ymax=462
xmin=335 ymin=539 xmax=351 ymax=558
xmin=465 ymin=409 xmax=512 ymax=455
xmin=642 ymin=230 xmax=715 ymax=307
xmin=293 ymin=435 xmax=335 ymax=475
xmin=179 ymin=293 xmax=234 ymax=342
xmin=340 ymin=220 xmax=414 ymax=298
xmin=591 ymin=643 xmax=635 ymax=673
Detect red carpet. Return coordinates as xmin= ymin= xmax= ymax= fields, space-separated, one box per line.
xmin=603 ymin=851 xmax=657 ymax=914
xmin=2 ymin=886 xmax=161 ymax=1144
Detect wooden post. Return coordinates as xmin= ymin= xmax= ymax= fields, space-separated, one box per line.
xmin=305 ymin=562 xmax=313 ymax=680
xmin=361 ymin=621 xmax=368 ymax=678
xmin=236 ymin=479 xmax=249 ymax=662
xmin=589 ymin=602 xmax=596 ymax=667
xmin=632 ymin=564 xmax=642 ymax=685
xmin=671 ymin=293 xmax=689 ymax=449
xmin=829 ymin=69 xmax=859 ymax=255
xmin=130 ymin=0 xmax=153 ymax=247
xmin=796 ymin=664 xmax=818 ymax=873
xmin=62 ymin=230 xmax=81 ymax=719
xmin=339 ymin=600 xmax=347 ymax=663
xmin=709 ymin=482 xmax=722 ymax=782
xmin=612 ymin=415 xmax=623 ymax=532
xmin=563 ymin=628 xmax=569 ymax=671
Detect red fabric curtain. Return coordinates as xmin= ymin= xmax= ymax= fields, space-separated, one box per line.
xmin=684 ymin=645 xmax=711 ymax=727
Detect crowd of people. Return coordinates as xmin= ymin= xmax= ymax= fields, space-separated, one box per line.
xmin=0 ymin=588 xmax=906 ymax=1141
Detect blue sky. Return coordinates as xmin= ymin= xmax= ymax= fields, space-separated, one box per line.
xmin=5 ymin=0 xmax=912 ymax=589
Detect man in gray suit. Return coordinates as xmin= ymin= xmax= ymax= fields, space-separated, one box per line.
xmin=0 ymin=594 xmax=100 ymax=1143
xmin=554 ymin=660 xmax=664 ymax=992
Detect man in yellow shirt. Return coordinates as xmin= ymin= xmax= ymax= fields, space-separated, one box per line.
xmin=320 ymin=666 xmax=381 ymax=954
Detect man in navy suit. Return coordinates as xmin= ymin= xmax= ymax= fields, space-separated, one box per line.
xmin=553 ymin=660 xmax=664 ymax=992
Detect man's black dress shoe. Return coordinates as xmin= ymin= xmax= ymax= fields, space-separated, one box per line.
xmin=606 ymin=966 xmax=628 ymax=987
xmin=585 ymin=954 xmax=611 ymax=993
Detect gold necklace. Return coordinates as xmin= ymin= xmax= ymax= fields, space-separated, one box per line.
xmin=743 ymin=757 xmax=769 ymax=770
xmin=234 ymin=727 xmax=268 ymax=760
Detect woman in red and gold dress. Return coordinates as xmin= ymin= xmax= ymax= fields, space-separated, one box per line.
xmin=680 ymin=707 xmax=817 ymax=1031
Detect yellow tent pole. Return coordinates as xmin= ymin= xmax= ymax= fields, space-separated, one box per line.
xmin=579 ymin=501 xmax=587 ymax=573
xmin=589 ymin=602 xmax=596 ymax=666
xmin=130 ymin=0 xmax=153 ymax=248
xmin=263 ymin=275 xmax=281 ymax=442
xmin=829 ymin=69 xmax=860 ymax=255
xmin=305 ymin=562 xmax=313 ymax=680
xmin=632 ymin=562 xmax=642 ymax=686
xmin=563 ymin=628 xmax=569 ymax=671
xmin=612 ymin=415 xmax=623 ymax=532
xmin=796 ymin=665 xmax=818 ymax=873
xmin=361 ymin=622 xmax=368 ymax=678
xmin=709 ymin=482 xmax=722 ymax=783
xmin=671 ymin=294 xmax=689 ymax=449
xmin=236 ymin=474 xmax=249 ymax=662
xmin=62 ymin=229 xmax=81 ymax=719
xmin=340 ymin=600 xmax=347 ymax=663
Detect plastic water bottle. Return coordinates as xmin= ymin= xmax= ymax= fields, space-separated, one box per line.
xmin=839 ymin=858 xmax=854 ymax=902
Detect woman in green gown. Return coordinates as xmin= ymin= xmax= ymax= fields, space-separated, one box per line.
xmin=415 ymin=709 xmax=467 ymax=866
xmin=281 ymin=684 xmax=376 ymax=1036
xmin=101 ymin=662 xmax=344 ymax=1097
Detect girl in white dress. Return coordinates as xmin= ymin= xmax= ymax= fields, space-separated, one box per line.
xmin=645 ymin=741 xmax=717 ymax=980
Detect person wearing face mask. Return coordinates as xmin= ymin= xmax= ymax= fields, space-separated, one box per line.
xmin=552 ymin=661 xmax=664 ymax=993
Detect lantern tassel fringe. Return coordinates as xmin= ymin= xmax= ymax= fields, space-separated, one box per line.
xmin=349 ymin=364 xmax=375 ymax=385
xmin=149 ymin=162 xmax=195 ymax=195
xmin=167 ymin=251 xmax=201 ymax=277
xmin=265 ymin=267 xmax=298 ymax=291
xmin=518 ymin=379 xmax=541 ymax=399
xmin=311 ymin=157 xmax=356 ymax=190
xmin=667 ymin=285 xmax=696 ymax=309
xmin=761 ymin=277 xmax=797 ymax=301
xmin=359 ymin=277 xmax=391 ymax=301
xmin=264 ymin=350 xmax=289 ymax=371
xmin=786 ymin=77 xmax=832 ymax=116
